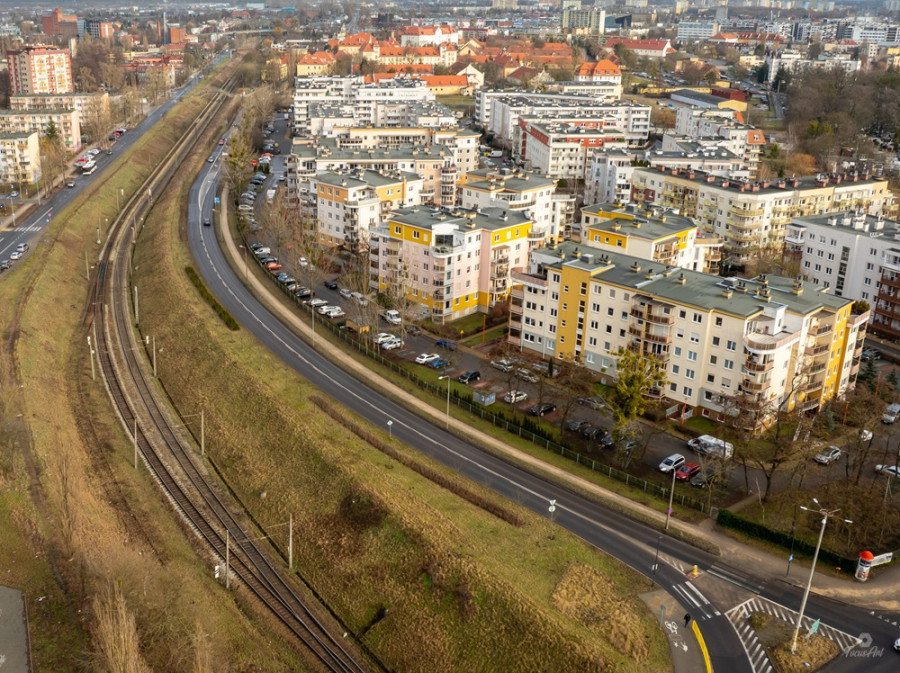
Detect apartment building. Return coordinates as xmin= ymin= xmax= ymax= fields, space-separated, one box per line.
xmin=584 ymin=147 xmax=747 ymax=205
xmin=313 ymin=169 xmax=424 ymax=248
xmin=670 ymin=107 xmax=765 ymax=172
xmin=765 ymin=50 xmax=860 ymax=83
xmin=574 ymin=59 xmax=622 ymax=88
xmin=676 ymin=21 xmax=720 ymax=42
xmin=510 ymin=241 xmax=865 ymax=424
xmin=561 ymin=6 xmax=606 ymax=34
xmin=459 ymin=168 xmax=561 ymax=240
xmin=8 ymin=45 xmax=74 ymax=96
xmin=783 ymin=211 xmax=900 ymax=340
xmin=370 ymin=206 xmax=533 ymax=322
xmin=484 ymin=97 xmax=647 ymax=147
xmin=10 ymin=91 xmax=109 ymax=120
xmin=0 ymin=132 xmax=41 ymax=184
xmin=579 ymin=203 xmax=723 ymax=274
xmin=0 ymin=108 xmax=81 ymax=151
xmin=323 ymin=126 xmax=480 ymax=174
xmin=515 ymin=118 xmax=628 ymax=180
xmin=287 ymin=140 xmax=457 ymax=208
xmin=399 ymin=25 xmax=459 ymax=47
xmin=306 ymin=100 xmax=457 ymax=135
xmin=630 ymin=167 xmax=894 ymax=262
xmin=475 ymin=91 xmax=627 ymax=139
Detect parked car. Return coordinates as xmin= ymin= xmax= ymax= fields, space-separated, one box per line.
xmin=581 ymin=425 xmax=603 ymax=440
xmin=659 ymin=453 xmax=686 ymax=473
xmin=383 ymin=310 xmax=402 ymax=325
xmin=339 ymin=288 xmax=353 ymax=299
xmin=67 ymin=180 xmax=76 ymax=188
xmin=259 ymin=257 xmax=277 ymax=265
xmin=860 ymin=429 xmax=873 ymax=442
xmin=265 ymin=262 xmax=282 ymax=271
xmin=861 ymin=348 xmax=880 ymax=362
xmin=458 ymin=370 xmax=481 ymax=384
xmin=528 ymin=403 xmax=556 ymax=417
xmin=254 ymin=247 xmax=271 ymax=257
xmin=688 ymin=434 xmax=734 ymax=459
xmin=295 ymin=287 xmax=311 ymax=298
xmin=249 ymin=242 xmax=263 ymax=251
xmin=9 ymin=251 xmax=21 ymax=260
xmin=565 ymin=419 xmax=589 ymax=432
xmin=416 ymin=352 xmax=440 ymax=364
xmin=0 ymin=260 xmax=10 ymax=271
xmin=16 ymin=243 xmax=28 ymax=253
xmin=516 ymin=368 xmax=539 ymax=384
xmin=814 ymin=446 xmax=842 ymax=465
xmin=381 ymin=338 xmax=404 ymax=350
xmin=373 ymin=332 xmax=395 ymax=345
xmin=690 ymin=471 xmax=716 ymax=488
xmin=490 ymin=359 xmax=514 ymax=372
xmin=875 ymin=464 xmax=900 ymax=479
xmin=675 ymin=462 xmax=702 ymax=482
xmin=325 ymin=308 xmax=345 ymax=318
xmin=504 ymin=390 xmax=528 ymax=404
xmin=324 ymin=279 xmax=338 ymax=290
xmin=577 ymin=396 xmax=608 ymax=411
xmin=435 ymin=338 xmax=457 ymax=351
xmin=428 ymin=358 xmax=451 ymax=369
xmin=306 ymin=298 xmax=328 ymax=308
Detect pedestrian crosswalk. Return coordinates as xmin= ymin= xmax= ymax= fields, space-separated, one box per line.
xmin=15 ymin=223 xmax=43 ymax=233
xmin=672 ymin=581 xmax=721 ymax=621
xmin=726 ymin=596 xmax=861 ymax=673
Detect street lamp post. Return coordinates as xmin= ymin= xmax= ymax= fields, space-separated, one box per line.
xmin=664 ymin=467 xmax=677 ymax=531
xmin=438 ymin=370 xmax=451 ymax=426
xmin=387 ymin=420 xmax=393 ymax=439
xmin=789 ymin=499 xmax=852 ymax=654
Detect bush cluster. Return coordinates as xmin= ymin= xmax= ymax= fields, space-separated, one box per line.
xmin=717 ymin=509 xmax=855 ymax=573
xmin=184 ymin=266 xmax=240 ymax=330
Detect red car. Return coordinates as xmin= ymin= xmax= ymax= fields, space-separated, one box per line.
xmin=219 ymin=139 xmax=225 ymax=145
xmin=266 ymin=261 xmax=282 ymax=271
xmin=675 ymin=462 xmax=702 ymax=482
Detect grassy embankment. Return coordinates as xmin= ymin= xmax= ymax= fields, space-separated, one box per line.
xmin=2 ymin=66 xmax=314 ymax=671
xmin=133 ymin=113 xmax=673 ymax=673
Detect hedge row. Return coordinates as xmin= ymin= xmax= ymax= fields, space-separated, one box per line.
xmin=184 ymin=265 xmax=240 ymax=331
xmin=717 ymin=509 xmax=856 ymax=573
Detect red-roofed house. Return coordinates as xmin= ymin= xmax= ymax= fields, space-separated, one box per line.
xmin=575 ymin=59 xmax=621 ymax=84
xmin=297 ymin=51 xmax=335 ymax=76
xmin=604 ymin=38 xmax=674 ymax=60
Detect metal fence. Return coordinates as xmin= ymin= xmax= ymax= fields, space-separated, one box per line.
xmin=250 ymin=252 xmax=709 ymax=515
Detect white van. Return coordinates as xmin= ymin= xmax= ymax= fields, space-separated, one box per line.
xmin=883 ymin=403 xmax=900 ymax=424
xmin=688 ymin=434 xmax=734 ymax=459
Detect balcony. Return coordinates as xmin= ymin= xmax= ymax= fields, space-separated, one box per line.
xmin=730 ymin=204 xmax=766 ymax=217
xmin=799 ymin=398 xmax=821 ymax=412
xmin=742 ymin=379 xmax=771 ymax=393
xmin=728 ymin=229 xmax=760 ymax=243
xmin=432 ymin=244 xmax=462 ymax=257
xmin=744 ymin=330 xmax=799 ymax=353
xmin=630 ymin=307 xmax=675 ymax=325
xmin=810 ymin=323 xmax=833 ymax=337
xmin=803 ymin=379 xmax=824 ymax=394
xmin=743 ymin=359 xmax=774 ymax=373
xmin=805 ymin=343 xmax=830 ymax=357
xmin=808 ymin=362 xmax=827 ymax=375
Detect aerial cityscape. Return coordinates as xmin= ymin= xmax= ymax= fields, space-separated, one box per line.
xmin=1 ymin=1 xmax=900 ymax=671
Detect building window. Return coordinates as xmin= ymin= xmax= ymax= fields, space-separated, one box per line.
xmin=724 ymin=359 xmax=734 ymax=370
xmin=692 ymin=313 xmax=702 ymax=323
xmin=685 ymin=369 xmax=695 ymax=379
xmin=672 ymin=364 xmax=680 ymax=374
xmin=710 ymin=355 xmax=717 ymax=365
xmin=715 ymin=316 xmax=723 ymax=327
xmin=726 ymin=340 xmax=736 ymax=351
xmin=674 ymin=346 xmax=682 ymax=356
xmin=688 ymin=351 xmax=697 ymax=361
xmin=690 ymin=332 xmax=699 ymax=343
xmin=683 ymin=386 xmax=693 ymax=397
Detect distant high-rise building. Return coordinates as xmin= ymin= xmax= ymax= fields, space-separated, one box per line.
xmin=85 ymin=20 xmax=114 ymax=39
xmin=7 ymin=45 xmax=74 ymax=96
xmin=561 ymin=6 xmax=606 ymax=34
xmin=493 ymin=0 xmax=518 ymax=8
xmin=41 ymin=7 xmax=76 ymax=37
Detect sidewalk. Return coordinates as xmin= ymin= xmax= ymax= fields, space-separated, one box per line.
xmin=216 ymin=196 xmax=900 ymax=613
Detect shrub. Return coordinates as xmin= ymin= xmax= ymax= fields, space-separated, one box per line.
xmin=184 ymin=266 xmax=240 ymax=330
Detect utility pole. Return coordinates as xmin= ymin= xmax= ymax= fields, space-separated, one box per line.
xmin=134 ymin=285 xmax=139 ymax=323
xmin=133 ymin=416 xmax=138 ymax=469
xmin=200 ymin=408 xmax=205 ymax=455
xmin=225 ymin=528 xmax=230 ymax=589
xmin=152 ymin=335 xmax=157 ymax=377
xmin=87 ymin=336 xmax=95 ymax=380
xmin=288 ymin=513 xmax=293 ymax=571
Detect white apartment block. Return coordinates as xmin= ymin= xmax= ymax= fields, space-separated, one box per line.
xmin=370 ymin=206 xmax=533 ymax=322
xmin=313 ymin=169 xmax=424 ymax=248
xmin=0 ymin=132 xmax=41 ymax=184
xmin=306 ymin=101 xmax=457 ymax=135
xmin=399 ymin=25 xmax=459 ymax=47
xmin=510 ymin=241 xmax=865 ymax=424
xmin=288 ymin=140 xmax=457 ymax=208
xmin=676 ymin=21 xmax=719 ymax=42
xmin=630 ymin=167 xmax=894 ymax=262
xmin=474 ymin=91 xmax=624 ymax=138
xmin=765 ymin=50 xmax=860 ymax=84
xmin=673 ymin=107 xmax=765 ymax=173
xmin=784 ymin=212 xmax=900 ymax=342
xmin=0 ymin=108 xmax=81 ymax=151
xmin=322 ymin=126 xmax=480 ymax=175
xmin=459 ymin=168 xmax=560 ymax=240
xmin=488 ymin=98 xmax=648 ymax=148
xmin=514 ymin=119 xmax=629 ymax=180
xmin=10 ymin=91 xmax=110 ymax=120
xmin=7 ymin=45 xmax=73 ymax=96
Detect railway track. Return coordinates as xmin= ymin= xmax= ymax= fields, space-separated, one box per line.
xmin=86 ymin=78 xmax=369 ymax=673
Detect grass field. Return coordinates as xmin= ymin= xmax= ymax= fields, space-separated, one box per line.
xmin=130 ymin=133 xmax=673 ymax=672
xmin=2 ymin=64 xmax=316 ymax=672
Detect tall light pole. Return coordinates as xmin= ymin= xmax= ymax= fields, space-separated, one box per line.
xmin=664 ymin=467 xmax=677 ymax=531
xmin=790 ymin=499 xmax=852 ymax=654
xmin=438 ymin=370 xmax=451 ymax=426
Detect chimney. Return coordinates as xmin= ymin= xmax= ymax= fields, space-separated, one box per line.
xmin=722 ymin=288 xmax=733 ymax=298
xmin=676 ymin=273 xmax=686 ymax=284
xmin=630 ymin=261 xmax=641 ymax=273
xmin=645 ymin=268 xmax=655 ymax=279
xmin=792 ymin=280 xmax=803 ymax=295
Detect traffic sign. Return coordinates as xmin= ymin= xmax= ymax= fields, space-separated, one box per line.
xmin=214 ymin=196 xmax=220 ymax=205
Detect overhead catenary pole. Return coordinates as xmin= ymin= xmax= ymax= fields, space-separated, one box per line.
xmin=152 ymin=335 xmax=157 ymax=377
xmin=288 ymin=513 xmax=293 ymax=571
xmin=134 ymin=285 xmax=139 ymax=323
xmin=200 ymin=408 xmax=205 ymax=455
xmin=87 ymin=336 xmax=95 ymax=381
xmin=225 ymin=528 xmax=230 ymax=589
xmin=133 ymin=416 xmax=138 ymax=469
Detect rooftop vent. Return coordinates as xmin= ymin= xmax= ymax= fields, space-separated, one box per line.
xmin=676 ymin=273 xmax=686 ymax=285
xmin=630 ymin=262 xmax=641 ymax=273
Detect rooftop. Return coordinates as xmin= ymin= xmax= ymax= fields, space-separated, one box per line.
xmin=537 ymin=241 xmax=851 ymax=317
xmin=581 ymin=203 xmax=698 ymax=239
xmin=389 ymin=205 xmax=531 ymax=232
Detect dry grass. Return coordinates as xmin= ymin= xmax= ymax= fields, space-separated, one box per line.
xmin=129 ymin=116 xmax=672 ymax=672
xmin=748 ymin=614 xmax=840 ymax=673
xmin=5 ymin=65 xmax=314 ymax=672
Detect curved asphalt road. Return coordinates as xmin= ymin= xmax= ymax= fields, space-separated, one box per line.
xmin=186 ymin=140 xmax=900 ymax=672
